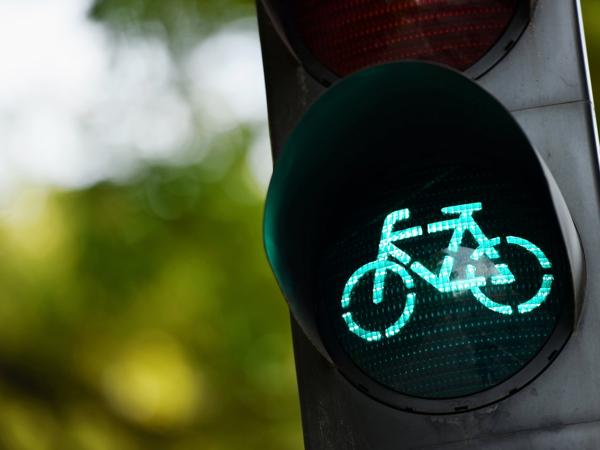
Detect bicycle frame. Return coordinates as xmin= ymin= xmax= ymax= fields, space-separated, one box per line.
xmin=340 ymin=202 xmax=554 ymax=342
xmin=373 ymin=202 xmax=512 ymax=303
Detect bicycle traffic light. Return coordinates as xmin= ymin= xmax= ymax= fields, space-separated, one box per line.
xmin=264 ymin=61 xmax=583 ymax=412
xmin=258 ymin=0 xmax=598 ymax=447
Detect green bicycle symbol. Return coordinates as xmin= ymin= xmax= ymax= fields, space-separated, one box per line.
xmin=341 ymin=203 xmax=554 ymax=342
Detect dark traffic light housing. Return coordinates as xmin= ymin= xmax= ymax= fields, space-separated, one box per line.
xmin=264 ymin=62 xmax=584 ymax=413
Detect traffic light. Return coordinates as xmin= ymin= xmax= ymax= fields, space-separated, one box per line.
xmin=264 ymin=61 xmax=584 ymax=413
xmin=258 ymin=1 xmax=598 ymax=447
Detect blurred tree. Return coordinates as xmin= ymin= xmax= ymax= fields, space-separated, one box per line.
xmin=0 ymin=125 xmax=302 ymax=449
xmin=90 ymin=0 xmax=255 ymax=46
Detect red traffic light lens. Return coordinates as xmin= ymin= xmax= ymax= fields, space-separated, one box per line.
xmin=289 ymin=0 xmax=521 ymax=78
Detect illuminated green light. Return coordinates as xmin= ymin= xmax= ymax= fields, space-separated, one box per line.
xmin=342 ymin=260 xmax=416 ymax=340
xmin=377 ymin=208 xmax=421 ymax=269
xmin=518 ymin=275 xmax=554 ymax=314
xmin=507 ymin=236 xmax=552 ymax=269
xmin=440 ymin=203 xmax=483 ymax=215
xmin=342 ymin=312 xmax=383 ymax=342
xmin=470 ymin=283 xmax=514 ymax=315
xmin=428 ymin=203 xmax=499 ymax=259
xmin=340 ymin=203 xmax=555 ymax=341
xmin=385 ymin=293 xmax=416 ymax=338
xmin=471 ymin=237 xmax=500 ymax=261
xmin=490 ymin=263 xmax=516 ymax=285
xmin=410 ymin=257 xmax=487 ymax=293
xmin=319 ymin=160 xmax=571 ymax=400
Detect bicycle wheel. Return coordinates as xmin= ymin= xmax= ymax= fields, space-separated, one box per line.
xmin=470 ymin=236 xmax=554 ymax=315
xmin=341 ymin=259 xmax=416 ymax=341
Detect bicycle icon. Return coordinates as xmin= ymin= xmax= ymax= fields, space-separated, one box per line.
xmin=341 ymin=203 xmax=554 ymax=342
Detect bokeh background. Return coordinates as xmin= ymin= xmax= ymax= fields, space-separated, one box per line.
xmin=0 ymin=1 xmax=599 ymax=449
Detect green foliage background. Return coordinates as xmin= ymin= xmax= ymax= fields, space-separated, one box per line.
xmin=0 ymin=1 xmax=599 ymax=449
xmin=0 ymin=1 xmax=301 ymax=447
